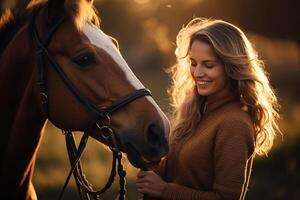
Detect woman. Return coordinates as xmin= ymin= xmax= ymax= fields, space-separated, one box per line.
xmin=136 ymin=18 xmax=281 ymax=200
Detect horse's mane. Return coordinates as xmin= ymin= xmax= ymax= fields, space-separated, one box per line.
xmin=0 ymin=1 xmax=44 ymax=55
xmin=0 ymin=0 xmax=100 ymax=55
xmin=0 ymin=10 xmax=27 ymax=55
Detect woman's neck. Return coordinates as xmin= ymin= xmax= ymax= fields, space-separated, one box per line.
xmin=205 ymin=87 xmax=237 ymax=114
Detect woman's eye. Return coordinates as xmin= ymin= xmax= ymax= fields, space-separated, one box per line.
xmin=73 ymin=53 xmax=96 ymax=68
xmin=204 ymin=62 xmax=215 ymax=68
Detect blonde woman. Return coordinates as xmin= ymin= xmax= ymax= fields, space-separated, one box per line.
xmin=136 ymin=18 xmax=281 ymax=200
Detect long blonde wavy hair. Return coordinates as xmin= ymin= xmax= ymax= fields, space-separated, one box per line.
xmin=169 ymin=18 xmax=281 ymax=156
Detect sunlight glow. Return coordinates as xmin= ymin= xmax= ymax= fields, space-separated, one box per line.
xmin=134 ymin=0 xmax=150 ymax=4
xmin=143 ymin=18 xmax=172 ymax=53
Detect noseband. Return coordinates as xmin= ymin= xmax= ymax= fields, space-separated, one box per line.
xmin=31 ymin=13 xmax=151 ymax=200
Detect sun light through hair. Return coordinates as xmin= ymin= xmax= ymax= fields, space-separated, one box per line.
xmin=168 ymin=18 xmax=281 ymax=156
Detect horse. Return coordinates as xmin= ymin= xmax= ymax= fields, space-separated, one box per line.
xmin=0 ymin=0 xmax=169 ymax=199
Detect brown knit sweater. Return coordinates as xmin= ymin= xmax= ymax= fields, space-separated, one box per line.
xmin=151 ymin=94 xmax=255 ymax=200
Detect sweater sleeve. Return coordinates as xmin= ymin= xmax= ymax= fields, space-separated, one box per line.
xmin=160 ymin=119 xmax=255 ymax=200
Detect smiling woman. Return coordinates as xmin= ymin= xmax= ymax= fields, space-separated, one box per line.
xmin=136 ymin=18 xmax=281 ymax=200
xmin=0 ymin=0 xmax=169 ymax=199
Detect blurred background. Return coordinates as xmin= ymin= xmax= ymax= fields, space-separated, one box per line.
xmin=1 ymin=0 xmax=299 ymax=199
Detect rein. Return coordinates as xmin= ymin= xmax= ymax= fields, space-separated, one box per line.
xmin=31 ymin=13 xmax=151 ymax=200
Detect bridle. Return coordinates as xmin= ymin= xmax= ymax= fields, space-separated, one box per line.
xmin=31 ymin=13 xmax=151 ymax=200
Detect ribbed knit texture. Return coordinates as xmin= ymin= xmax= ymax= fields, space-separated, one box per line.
xmin=150 ymin=94 xmax=255 ymax=200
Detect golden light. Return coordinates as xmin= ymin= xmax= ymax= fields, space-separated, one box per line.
xmin=134 ymin=0 xmax=150 ymax=4
xmin=143 ymin=18 xmax=172 ymax=53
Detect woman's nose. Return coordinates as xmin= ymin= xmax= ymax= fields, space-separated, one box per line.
xmin=193 ymin=65 xmax=205 ymax=77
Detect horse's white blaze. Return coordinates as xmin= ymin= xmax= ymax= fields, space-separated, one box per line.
xmin=82 ymin=22 xmax=144 ymax=89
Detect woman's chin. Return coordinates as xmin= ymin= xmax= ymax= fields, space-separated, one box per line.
xmin=196 ymin=88 xmax=210 ymax=96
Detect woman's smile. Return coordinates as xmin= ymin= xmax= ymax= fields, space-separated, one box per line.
xmin=196 ymin=80 xmax=212 ymax=86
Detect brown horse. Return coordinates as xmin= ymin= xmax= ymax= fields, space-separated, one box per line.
xmin=0 ymin=0 xmax=169 ymax=199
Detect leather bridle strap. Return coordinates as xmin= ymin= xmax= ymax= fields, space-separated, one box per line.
xmin=58 ymin=132 xmax=90 ymax=200
xmin=63 ymin=131 xmax=126 ymax=200
xmin=65 ymin=133 xmax=91 ymax=199
xmin=104 ymin=89 xmax=151 ymax=114
xmin=32 ymin=14 xmax=68 ymax=116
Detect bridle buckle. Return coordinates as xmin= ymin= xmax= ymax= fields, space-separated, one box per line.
xmin=39 ymin=92 xmax=48 ymax=104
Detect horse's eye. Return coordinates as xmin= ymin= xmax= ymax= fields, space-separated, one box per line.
xmin=73 ymin=53 xmax=96 ymax=68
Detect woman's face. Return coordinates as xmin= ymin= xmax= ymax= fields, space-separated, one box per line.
xmin=189 ymin=40 xmax=231 ymax=100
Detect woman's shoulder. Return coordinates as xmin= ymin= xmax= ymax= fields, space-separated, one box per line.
xmin=214 ymin=101 xmax=255 ymax=144
xmin=216 ymin=100 xmax=253 ymax=126
xmin=210 ymin=101 xmax=255 ymax=155
xmin=210 ymin=101 xmax=255 ymax=141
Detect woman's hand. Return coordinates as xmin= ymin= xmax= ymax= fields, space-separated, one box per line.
xmin=136 ymin=170 xmax=167 ymax=197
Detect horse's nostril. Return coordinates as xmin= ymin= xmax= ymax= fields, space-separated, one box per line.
xmin=146 ymin=122 xmax=164 ymax=147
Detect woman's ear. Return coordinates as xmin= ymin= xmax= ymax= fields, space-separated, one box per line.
xmin=47 ymin=0 xmax=66 ymax=22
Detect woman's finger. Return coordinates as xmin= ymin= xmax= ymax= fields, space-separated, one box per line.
xmin=136 ymin=182 xmax=144 ymax=188
xmin=137 ymin=187 xmax=149 ymax=195
xmin=137 ymin=170 xmax=147 ymax=178
xmin=136 ymin=179 xmax=147 ymax=184
xmin=136 ymin=182 xmax=149 ymax=189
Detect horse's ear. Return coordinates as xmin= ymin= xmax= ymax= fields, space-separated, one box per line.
xmin=10 ymin=0 xmax=31 ymax=16
xmin=47 ymin=0 xmax=66 ymax=21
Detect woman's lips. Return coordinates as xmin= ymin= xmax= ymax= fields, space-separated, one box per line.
xmin=197 ymin=80 xmax=212 ymax=86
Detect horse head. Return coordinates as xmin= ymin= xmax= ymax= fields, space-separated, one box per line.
xmin=33 ymin=0 xmax=170 ymax=167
